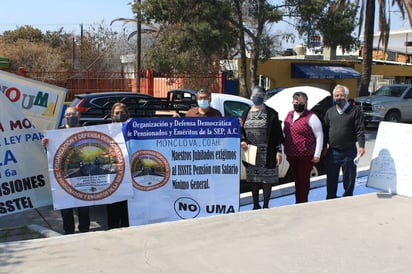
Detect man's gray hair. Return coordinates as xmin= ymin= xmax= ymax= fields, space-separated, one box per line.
xmin=332 ymin=84 xmax=349 ymax=96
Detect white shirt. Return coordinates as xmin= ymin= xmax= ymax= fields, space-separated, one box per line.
xmin=293 ymin=111 xmax=324 ymax=158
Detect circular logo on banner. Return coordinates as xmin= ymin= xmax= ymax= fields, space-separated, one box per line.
xmin=174 ymin=197 xmax=200 ymax=219
xmin=130 ymin=150 xmax=170 ymax=191
xmin=53 ymin=130 xmax=125 ymax=201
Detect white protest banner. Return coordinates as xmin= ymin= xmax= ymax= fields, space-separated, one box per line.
xmin=124 ymin=117 xmax=240 ymax=226
xmin=0 ymin=92 xmax=52 ymax=217
xmin=44 ymin=123 xmax=133 ymax=210
xmin=0 ymin=70 xmax=67 ymax=131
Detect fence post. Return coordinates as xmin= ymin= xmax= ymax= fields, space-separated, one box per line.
xmin=219 ymin=71 xmax=224 ymax=93
xmin=17 ymin=67 xmax=25 ymax=77
xmin=86 ymin=71 xmax=90 ymax=91
xmin=145 ymin=69 xmax=154 ymax=96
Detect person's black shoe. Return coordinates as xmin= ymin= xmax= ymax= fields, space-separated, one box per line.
xmin=253 ymin=204 xmax=261 ymax=210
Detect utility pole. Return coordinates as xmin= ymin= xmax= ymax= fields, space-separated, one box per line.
xmin=135 ymin=0 xmax=142 ymax=93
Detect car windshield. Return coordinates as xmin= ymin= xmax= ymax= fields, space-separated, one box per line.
xmin=373 ymin=86 xmax=405 ymax=97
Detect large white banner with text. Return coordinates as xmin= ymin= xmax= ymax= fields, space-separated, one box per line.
xmin=124 ymin=117 xmax=240 ymax=226
xmin=45 ymin=123 xmax=133 ymax=210
xmin=0 ymin=92 xmax=52 ymax=217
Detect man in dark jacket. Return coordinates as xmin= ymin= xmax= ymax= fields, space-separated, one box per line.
xmin=324 ymin=84 xmax=365 ymax=199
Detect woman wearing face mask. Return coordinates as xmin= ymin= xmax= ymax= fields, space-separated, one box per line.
xmin=283 ymin=92 xmax=324 ymax=203
xmin=106 ymin=102 xmax=130 ymax=229
xmin=41 ymin=107 xmax=91 ymax=234
xmin=186 ymin=89 xmax=222 ymax=117
xmin=240 ymin=86 xmax=284 ymax=209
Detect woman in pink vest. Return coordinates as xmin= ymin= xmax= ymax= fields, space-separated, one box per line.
xmin=283 ymin=92 xmax=324 ymax=203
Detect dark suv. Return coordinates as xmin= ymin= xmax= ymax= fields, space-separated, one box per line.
xmin=70 ymin=92 xmax=159 ymax=125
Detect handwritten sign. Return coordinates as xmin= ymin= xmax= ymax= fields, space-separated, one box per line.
xmin=367 ymin=121 xmax=412 ymax=197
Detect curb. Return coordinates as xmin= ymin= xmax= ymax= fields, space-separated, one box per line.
xmin=239 ymin=166 xmax=370 ymax=206
xmin=28 ymin=224 xmax=62 ymax=238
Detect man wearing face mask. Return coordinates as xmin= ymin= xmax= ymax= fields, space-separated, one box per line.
xmin=240 ymin=86 xmax=284 ymax=209
xmin=41 ymin=107 xmax=90 ymax=234
xmin=324 ymin=84 xmax=365 ymax=199
xmin=186 ymin=89 xmax=222 ymax=117
xmin=106 ymin=102 xmax=130 ymax=229
xmin=283 ymin=92 xmax=324 ymax=203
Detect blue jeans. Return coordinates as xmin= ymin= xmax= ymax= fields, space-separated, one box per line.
xmin=326 ymin=146 xmax=357 ymax=199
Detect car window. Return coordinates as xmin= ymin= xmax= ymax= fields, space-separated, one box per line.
xmin=123 ymin=96 xmax=151 ymax=106
xmin=223 ymin=101 xmax=251 ymax=117
xmin=374 ymin=86 xmax=405 ymax=97
xmin=90 ymin=97 xmax=109 ymax=107
xmin=404 ymin=89 xmax=412 ymax=99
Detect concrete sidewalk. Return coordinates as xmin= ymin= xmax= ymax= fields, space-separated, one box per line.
xmin=0 ymin=168 xmax=370 ymax=243
xmin=1 ymin=192 xmax=412 ymax=273
xmin=0 ymin=204 xmax=108 ymax=242
xmin=2 ymin=204 xmax=109 ymax=234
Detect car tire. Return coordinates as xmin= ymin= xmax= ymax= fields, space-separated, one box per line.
xmin=384 ymin=111 xmax=401 ymax=123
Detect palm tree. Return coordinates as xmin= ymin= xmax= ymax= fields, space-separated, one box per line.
xmin=338 ymin=0 xmax=412 ymax=96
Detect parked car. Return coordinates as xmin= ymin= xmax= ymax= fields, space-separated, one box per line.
xmin=166 ymin=88 xmax=198 ymax=108
xmin=70 ymin=91 xmax=160 ymax=125
xmin=209 ymin=93 xmax=252 ymax=117
xmin=142 ymin=88 xmax=198 ymax=117
xmin=264 ymin=88 xmax=284 ymax=100
xmin=353 ymin=84 xmax=412 ymax=125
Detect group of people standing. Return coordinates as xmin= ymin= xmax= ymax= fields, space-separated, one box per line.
xmin=42 ymin=88 xmax=222 ymax=234
xmin=240 ymin=84 xmax=365 ymax=209
xmin=43 ymin=84 xmax=365 ymax=233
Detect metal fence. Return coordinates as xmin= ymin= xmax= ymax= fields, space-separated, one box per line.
xmin=24 ymin=70 xmax=224 ymax=101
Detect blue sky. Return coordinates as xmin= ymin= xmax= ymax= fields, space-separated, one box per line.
xmin=0 ymin=0 xmax=134 ymax=34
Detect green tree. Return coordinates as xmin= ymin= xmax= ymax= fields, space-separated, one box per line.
xmin=137 ymin=0 xmax=283 ymax=97
xmin=138 ymin=0 xmax=237 ymax=74
xmin=1 ymin=25 xmax=44 ymax=43
xmin=0 ymin=26 xmax=70 ymax=72
xmin=317 ymin=1 xmax=359 ymax=53
xmin=0 ymin=24 xmax=131 ymax=74
xmin=286 ymin=0 xmax=358 ymax=54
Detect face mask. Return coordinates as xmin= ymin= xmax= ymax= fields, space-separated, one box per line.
xmin=252 ymin=96 xmax=264 ymax=106
xmin=293 ymin=103 xmax=305 ymax=113
xmin=335 ymin=98 xmax=347 ymax=107
xmin=198 ymin=100 xmax=209 ymax=109
xmin=66 ymin=116 xmax=79 ymax=127
xmin=114 ymin=113 xmax=128 ymax=122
